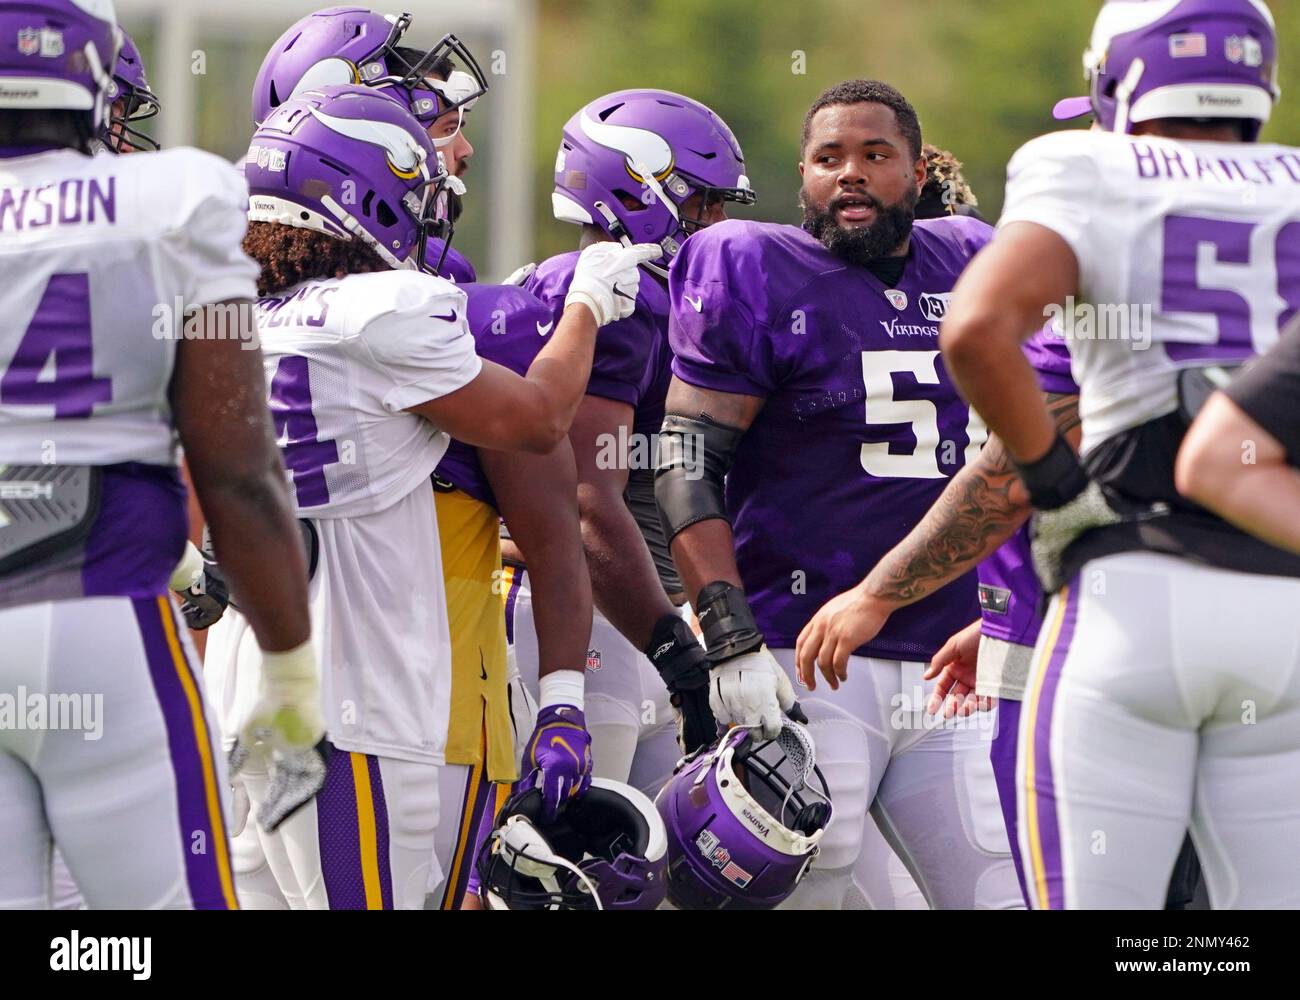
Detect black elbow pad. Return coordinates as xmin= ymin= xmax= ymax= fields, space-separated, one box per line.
xmin=654 ymin=413 xmax=744 ymax=542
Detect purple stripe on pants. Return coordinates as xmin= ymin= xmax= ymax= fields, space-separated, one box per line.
xmin=1027 ymin=581 xmax=1081 ymax=910
xmin=990 ymin=697 xmax=1028 ymax=906
xmin=504 ymin=566 xmax=525 ymax=646
xmin=317 ymin=750 xmax=393 ymax=909
xmin=457 ymin=770 xmax=505 ymax=903
xmin=133 ymin=596 xmax=232 ymax=909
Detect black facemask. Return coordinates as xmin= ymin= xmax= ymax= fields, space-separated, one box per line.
xmin=799 ymin=185 xmax=918 ymax=267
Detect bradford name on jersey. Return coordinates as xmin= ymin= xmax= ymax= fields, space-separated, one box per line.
xmin=1000 ymin=129 xmax=1300 ymax=455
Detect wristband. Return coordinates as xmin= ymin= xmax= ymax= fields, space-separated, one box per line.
xmin=563 ymin=291 xmax=602 ymax=325
xmin=169 ymin=540 xmax=205 ymax=592
xmin=1012 ymin=434 xmax=1088 ymax=510
xmin=695 ymin=581 xmax=764 ymax=665
xmin=539 ymin=668 xmax=585 ymax=711
xmin=260 ymin=638 xmax=317 ymax=688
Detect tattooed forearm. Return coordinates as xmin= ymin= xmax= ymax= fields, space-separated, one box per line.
xmin=860 ymin=391 xmax=1080 ymax=606
xmin=862 ymin=457 xmax=1028 ymax=603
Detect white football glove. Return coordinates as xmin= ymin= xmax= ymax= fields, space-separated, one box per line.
xmin=709 ymin=645 xmax=798 ymax=740
xmin=228 ymin=640 xmax=328 ymax=833
xmin=503 ymin=261 xmax=537 ymax=287
xmin=564 ymin=242 xmax=662 ymax=326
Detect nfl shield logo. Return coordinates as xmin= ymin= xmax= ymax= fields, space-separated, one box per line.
xmin=885 ymin=289 xmax=908 ymax=311
xmin=1225 ymin=35 xmax=1246 ymax=64
xmin=17 ymin=28 xmax=40 ymax=56
xmin=585 ymin=648 xmax=601 ymax=672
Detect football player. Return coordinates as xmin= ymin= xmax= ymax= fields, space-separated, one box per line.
xmin=939 ymin=0 xmax=1300 ymax=908
xmin=654 ymin=79 xmax=1023 ymax=909
xmin=1178 ymin=314 xmax=1300 ymax=553
xmin=252 ymin=6 xmax=484 ymax=282
xmin=508 ymin=89 xmax=758 ymax=792
xmin=424 ymin=283 xmax=596 ymax=909
xmin=98 ymin=28 xmax=159 ymax=154
xmin=0 ymin=0 xmax=322 ymax=908
xmin=203 ymin=83 xmax=656 ymax=909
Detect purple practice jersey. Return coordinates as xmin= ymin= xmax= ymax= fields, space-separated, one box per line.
xmin=428 ymin=239 xmax=477 ymax=285
xmin=525 ymin=248 xmax=681 ymax=594
xmin=669 ymin=217 xmax=991 ymax=661
xmin=977 ymin=327 xmax=1079 ymax=647
xmin=525 ymin=250 xmax=669 ymax=410
xmin=434 ymin=284 xmax=553 ymax=508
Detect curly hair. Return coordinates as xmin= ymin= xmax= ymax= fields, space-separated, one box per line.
xmin=921 ymin=144 xmax=978 ymax=208
xmin=242 ymin=222 xmax=387 ymax=297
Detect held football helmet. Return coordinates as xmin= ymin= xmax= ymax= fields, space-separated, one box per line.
xmin=245 ymin=84 xmax=449 ymax=273
xmin=552 ymin=88 xmax=756 ymax=278
xmin=0 ymin=0 xmax=120 ymax=136
xmin=476 ymin=778 xmax=668 ymax=910
xmin=251 ymin=6 xmax=487 ymax=140
xmin=1052 ymin=0 xmax=1278 ymax=140
xmin=655 ymin=724 xmax=832 ymax=910
xmin=102 ymin=28 xmax=160 ymax=153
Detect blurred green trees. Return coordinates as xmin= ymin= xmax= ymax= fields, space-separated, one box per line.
xmin=531 ymin=0 xmax=1299 ymax=259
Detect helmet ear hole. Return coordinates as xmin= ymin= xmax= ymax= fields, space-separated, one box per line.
xmin=611 ymin=188 xmax=648 ymax=212
xmin=793 ymin=801 xmax=832 ymax=837
xmin=376 ymin=200 xmax=398 ymax=228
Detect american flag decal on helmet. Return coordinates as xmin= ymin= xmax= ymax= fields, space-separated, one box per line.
xmin=695 ymin=829 xmax=753 ymax=887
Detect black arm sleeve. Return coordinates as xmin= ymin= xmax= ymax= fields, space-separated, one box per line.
xmin=1225 ymin=318 xmax=1300 ymax=467
xmin=653 ymin=413 xmax=745 ymax=542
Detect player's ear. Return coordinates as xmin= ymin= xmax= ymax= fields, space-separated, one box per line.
xmin=912 ymin=155 xmax=926 ymax=193
xmin=798 ymin=160 xmax=805 ymax=178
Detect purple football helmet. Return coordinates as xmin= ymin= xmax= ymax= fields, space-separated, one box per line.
xmin=476 ymin=778 xmax=667 ymax=910
xmin=655 ymin=725 xmax=832 ymax=910
xmin=1053 ymin=0 xmax=1278 ymax=139
xmin=102 ymin=28 xmax=160 ymax=153
xmin=0 ymin=0 xmax=120 ymax=134
xmin=251 ymin=6 xmax=487 ymax=137
xmin=552 ymin=88 xmax=756 ymax=277
xmin=245 ymin=84 xmax=448 ymax=273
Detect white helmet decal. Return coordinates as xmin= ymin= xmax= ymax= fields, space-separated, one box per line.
xmin=310 ymin=106 xmax=427 ymax=175
xmin=579 ymin=108 xmax=673 ymax=181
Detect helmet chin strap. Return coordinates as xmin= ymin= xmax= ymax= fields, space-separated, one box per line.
xmin=85 ymin=39 xmax=116 ymax=133
xmin=592 ymin=200 xmax=672 ymax=280
xmin=319 ymin=193 xmax=412 ymax=271
xmin=1113 ymin=58 xmax=1146 ymax=135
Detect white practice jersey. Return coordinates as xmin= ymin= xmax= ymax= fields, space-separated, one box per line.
xmin=999 ymin=130 xmax=1300 ymax=455
xmin=0 ymin=147 xmax=257 ymax=465
xmin=206 ymin=269 xmax=481 ymax=764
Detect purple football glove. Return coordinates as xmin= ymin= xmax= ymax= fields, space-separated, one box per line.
xmin=524 ymin=705 xmax=593 ymax=821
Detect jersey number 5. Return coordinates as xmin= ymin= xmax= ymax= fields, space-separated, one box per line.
xmin=859 ymin=350 xmax=986 ymax=479
xmin=1161 ymin=215 xmax=1300 ymax=362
